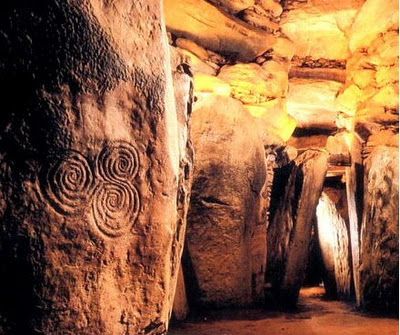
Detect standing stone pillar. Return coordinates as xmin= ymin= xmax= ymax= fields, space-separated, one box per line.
xmin=359 ymin=146 xmax=398 ymax=313
xmin=345 ymin=138 xmax=364 ymax=305
xmin=267 ymin=150 xmax=328 ymax=307
xmin=170 ymin=50 xmax=194 ymax=321
xmin=186 ymin=95 xmax=270 ymax=307
xmin=316 ymin=191 xmax=352 ymax=299
xmin=0 ymin=1 xmax=185 ymax=334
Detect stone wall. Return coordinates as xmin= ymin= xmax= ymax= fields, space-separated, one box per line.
xmin=336 ymin=0 xmax=399 ymax=312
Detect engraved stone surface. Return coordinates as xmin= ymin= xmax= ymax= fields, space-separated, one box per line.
xmin=0 ymin=1 xmax=186 ymax=334
xmin=42 ymin=151 xmax=95 ymax=215
xmin=91 ymin=181 xmax=139 ymax=238
xmin=41 ymin=142 xmax=141 ymax=238
xmin=97 ymin=142 xmax=139 ymax=183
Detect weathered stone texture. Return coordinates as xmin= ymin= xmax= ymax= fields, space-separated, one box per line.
xmin=218 ymin=63 xmax=286 ymax=104
xmin=316 ymin=191 xmax=352 ymax=299
xmin=208 ymin=0 xmax=255 ymax=13
xmin=349 ymin=0 xmax=398 ymax=53
xmin=287 ymin=79 xmax=343 ymax=130
xmin=172 ymin=265 xmax=190 ymax=321
xmin=186 ymin=95 xmax=270 ymax=307
xmin=0 ymin=1 xmax=186 ymax=334
xmin=359 ymin=146 xmax=399 ymax=313
xmin=164 ymin=0 xmax=276 ymax=62
xmin=280 ymin=2 xmax=362 ymax=60
xmin=170 ymin=51 xmax=195 ymax=322
xmin=338 ymin=0 xmax=399 ymax=312
xmin=267 ymin=150 xmax=328 ymax=307
xmin=336 ymin=0 xmax=399 ymax=126
xmin=345 ymin=138 xmax=364 ymax=305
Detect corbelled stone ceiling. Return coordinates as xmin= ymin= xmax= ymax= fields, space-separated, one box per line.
xmin=165 ymin=0 xmax=398 ymax=147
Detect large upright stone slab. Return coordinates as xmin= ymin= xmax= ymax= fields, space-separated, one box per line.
xmin=345 ymin=138 xmax=364 ymax=305
xmin=316 ymin=191 xmax=352 ymax=299
xmin=267 ymin=150 xmax=328 ymax=307
xmin=0 ymin=1 xmax=185 ymax=334
xmin=186 ymin=95 xmax=270 ymax=307
xmin=170 ymin=50 xmax=194 ymax=322
xmin=359 ymin=146 xmax=399 ymax=313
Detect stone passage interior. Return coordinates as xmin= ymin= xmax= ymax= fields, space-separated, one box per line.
xmin=0 ymin=0 xmax=398 ymax=334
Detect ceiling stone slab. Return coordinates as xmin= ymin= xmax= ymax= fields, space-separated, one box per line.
xmin=289 ymin=67 xmax=346 ymax=83
xmin=287 ymin=78 xmax=343 ymax=129
xmin=281 ymin=9 xmax=352 ymax=60
xmin=281 ymin=0 xmax=365 ymax=60
xmin=164 ymin=0 xmax=276 ymax=61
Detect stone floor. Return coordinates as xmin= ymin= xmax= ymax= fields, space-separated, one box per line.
xmin=169 ymin=287 xmax=398 ymax=335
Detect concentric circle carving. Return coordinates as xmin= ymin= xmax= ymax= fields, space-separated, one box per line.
xmin=43 ymin=151 xmax=94 ymax=215
xmin=97 ymin=141 xmax=139 ymax=182
xmin=91 ymin=182 xmax=140 ymax=237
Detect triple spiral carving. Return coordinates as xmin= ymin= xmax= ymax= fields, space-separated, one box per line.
xmin=41 ymin=141 xmax=140 ymax=238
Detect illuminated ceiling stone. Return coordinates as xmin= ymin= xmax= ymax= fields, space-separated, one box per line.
xmin=349 ymin=0 xmax=398 ymax=52
xmin=164 ymin=0 xmax=276 ymax=61
xmin=281 ymin=0 xmax=364 ymax=60
xmin=287 ymin=78 xmax=343 ymax=129
xmin=218 ymin=63 xmax=286 ymax=104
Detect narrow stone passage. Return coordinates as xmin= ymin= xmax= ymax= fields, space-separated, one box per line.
xmin=169 ymin=287 xmax=398 ymax=335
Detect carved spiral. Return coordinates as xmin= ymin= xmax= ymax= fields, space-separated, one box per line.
xmin=91 ymin=182 xmax=139 ymax=237
xmin=44 ymin=151 xmax=94 ymax=215
xmin=97 ymin=141 xmax=139 ymax=182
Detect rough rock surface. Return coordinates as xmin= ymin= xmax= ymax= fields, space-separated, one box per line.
xmin=170 ymin=53 xmax=195 ymax=321
xmin=258 ymin=0 xmax=283 ymax=17
xmin=218 ymin=63 xmax=285 ymax=104
xmin=164 ymin=0 xmax=276 ymax=61
xmin=287 ymin=79 xmax=343 ymax=130
xmin=336 ymin=0 xmax=399 ymax=124
xmin=267 ymin=150 xmax=328 ymax=307
xmin=172 ymin=265 xmax=190 ymax=321
xmin=186 ymin=95 xmax=270 ymax=307
xmin=289 ymin=67 xmax=346 ymax=83
xmin=172 ymin=47 xmax=218 ymax=76
xmin=0 ymin=1 xmax=186 ymax=334
xmin=316 ymin=191 xmax=352 ymax=299
xmin=241 ymin=5 xmax=280 ymax=33
xmin=280 ymin=1 xmax=362 ymax=60
xmin=345 ymin=137 xmax=364 ymax=305
xmin=338 ymin=0 xmax=399 ymax=312
xmin=359 ymin=146 xmax=399 ymax=313
xmin=208 ymin=0 xmax=255 ymax=13
xmin=349 ymin=0 xmax=398 ymax=53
